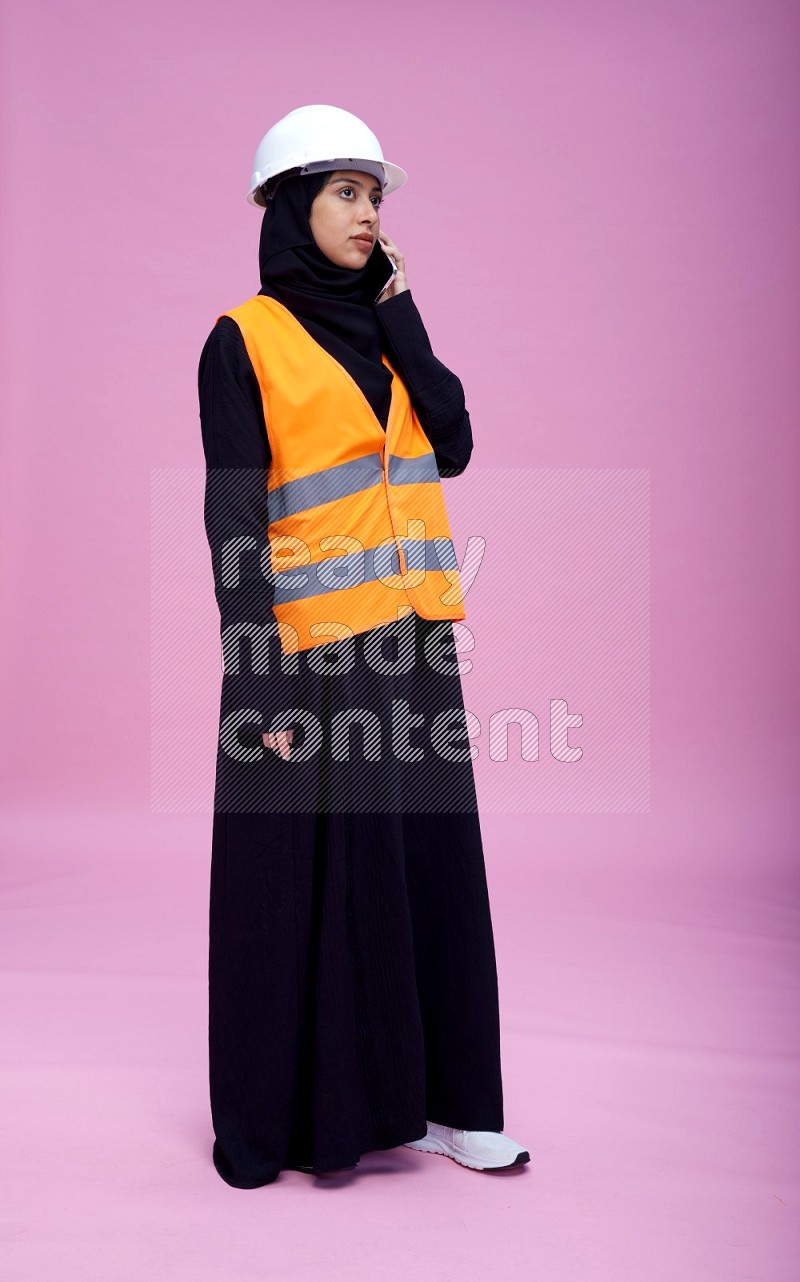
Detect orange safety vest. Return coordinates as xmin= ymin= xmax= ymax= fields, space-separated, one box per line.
xmin=219 ymin=294 xmax=467 ymax=655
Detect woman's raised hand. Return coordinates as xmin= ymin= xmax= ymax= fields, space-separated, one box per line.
xmin=376 ymin=231 xmax=408 ymax=300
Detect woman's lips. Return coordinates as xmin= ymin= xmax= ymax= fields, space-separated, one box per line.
xmin=351 ymin=236 xmax=373 ymax=249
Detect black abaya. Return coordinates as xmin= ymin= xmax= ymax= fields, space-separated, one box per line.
xmin=199 ymin=289 xmax=505 ymax=1186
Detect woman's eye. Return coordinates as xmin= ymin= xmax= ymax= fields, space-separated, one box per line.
xmin=339 ymin=186 xmax=382 ymax=207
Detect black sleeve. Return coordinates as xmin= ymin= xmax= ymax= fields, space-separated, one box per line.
xmin=198 ymin=315 xmax=296 ymax=740
xmin=373 ymin=289 xmax=474 ymax=477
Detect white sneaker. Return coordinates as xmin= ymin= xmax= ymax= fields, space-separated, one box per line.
xmin=403 ymin=1121 xmax=530 ymax=1170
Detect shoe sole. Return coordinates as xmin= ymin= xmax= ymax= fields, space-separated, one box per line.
xmin=403 ymin=1137 xmax=531 ymax=1171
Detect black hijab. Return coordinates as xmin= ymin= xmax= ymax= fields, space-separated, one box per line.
xmin=257 ymin=170 xmax=397 ymax=429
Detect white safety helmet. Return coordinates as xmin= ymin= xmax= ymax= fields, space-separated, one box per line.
xmin=247 ymin=103 xmax=408 ymax=207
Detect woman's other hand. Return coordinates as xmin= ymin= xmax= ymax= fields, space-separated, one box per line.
xmin=262 ymin=728 xmax=294 ymax=760
xmin=376 ymin=232 xmax=408 ymax=300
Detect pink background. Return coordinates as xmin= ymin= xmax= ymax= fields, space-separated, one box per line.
xmin=2 ymin=0 xmax=799 ymax=1278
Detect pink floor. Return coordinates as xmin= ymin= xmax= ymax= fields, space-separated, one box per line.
xmin=3 ymin=794 xmax=797 ymax=1280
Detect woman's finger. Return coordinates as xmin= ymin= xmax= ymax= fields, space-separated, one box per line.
xmin=262 ymin=730 xmax=292 ymax=760
xmin=378 ymin=231 xmax=403 ymax=260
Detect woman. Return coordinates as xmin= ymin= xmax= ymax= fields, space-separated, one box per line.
xmin=198 ymin=104 xmax=529 ymax=1186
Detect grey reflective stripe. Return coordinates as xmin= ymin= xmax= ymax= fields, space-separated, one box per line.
xmin=401 ymin=536 xmax=458 ymax=572
xmin=388 ymin=452 xmax=440 ymax=485
xmin=270 ymin=453 xmax=384 ymax=521
xmin=272 ymin=537 xmax=458 ymax=604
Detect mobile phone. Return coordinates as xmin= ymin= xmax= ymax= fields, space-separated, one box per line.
xmin=374 ymin=246 xmax=398 ymax=302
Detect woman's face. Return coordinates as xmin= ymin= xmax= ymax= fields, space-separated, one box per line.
xmin=308 ymin=169 xmax=383 ymax=268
